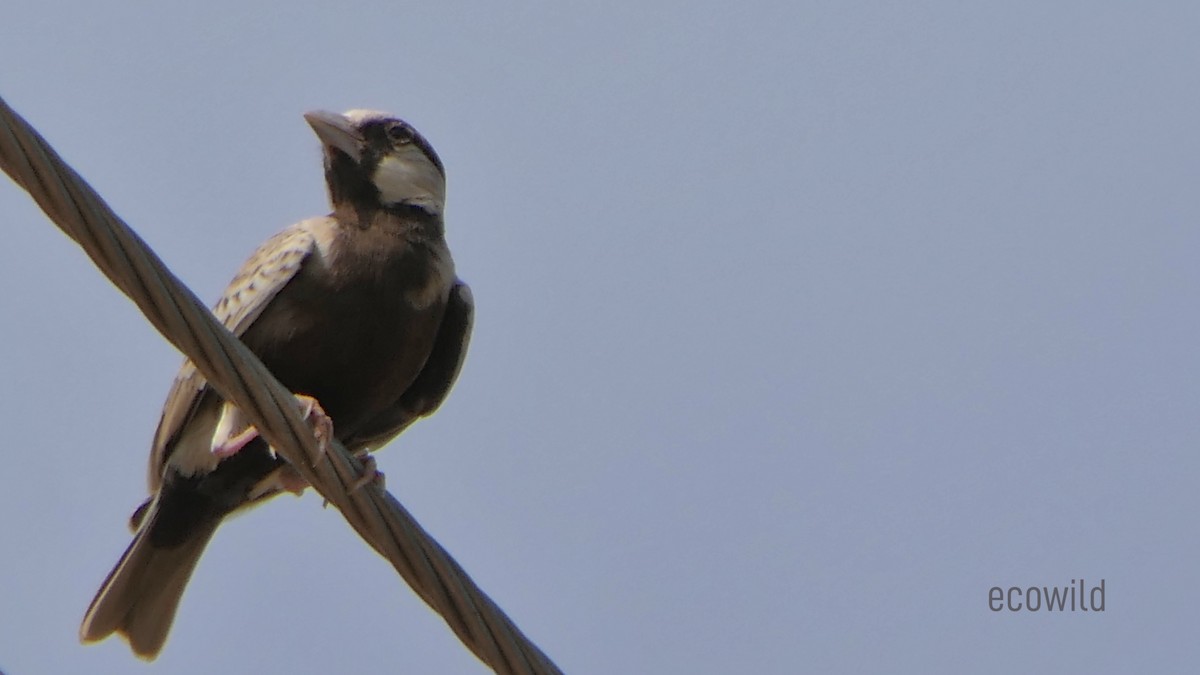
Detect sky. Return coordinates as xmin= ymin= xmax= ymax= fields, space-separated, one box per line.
xmin=1 ymin=1 xmax=1199 ymax=673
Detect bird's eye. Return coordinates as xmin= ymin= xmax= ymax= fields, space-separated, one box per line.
xmin=387 ymin=124 xmax=413 ymax=144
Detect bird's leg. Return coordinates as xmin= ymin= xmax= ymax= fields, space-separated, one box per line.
xmin=321 ymin=451 xmax=384 ymax=507
xmin=247 ymin=464 xmax=310 ymax=500
xmin=293 ymin=394 xmax=334 ymax=455
xmin=263 ymin=398 xmax=331 ymax=495
xmin=275 ymin=466 xmax=310 ymax=496
xmin=211 ymin=402 xmax=257 ymax=458
xmin=211 ymin=395 xmax=334 ymax=460
xmin=351 ymin=453 xmax=385 ymax=492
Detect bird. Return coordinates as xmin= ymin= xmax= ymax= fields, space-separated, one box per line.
xmin=79 ymin=109 xmax=474 ymax=659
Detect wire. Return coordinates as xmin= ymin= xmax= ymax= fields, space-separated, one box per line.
xmin=0 ymin=95 xmax=562 ymax=675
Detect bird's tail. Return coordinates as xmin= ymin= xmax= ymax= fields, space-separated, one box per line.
xmin=79 ymin=497 xmax=219 ymax=660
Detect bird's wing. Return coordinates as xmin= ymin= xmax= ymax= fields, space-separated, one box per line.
xmin=146 ymin=217 xmax=337 ymax=491
xmin=344 ymin=280 xmax=474 ymax=452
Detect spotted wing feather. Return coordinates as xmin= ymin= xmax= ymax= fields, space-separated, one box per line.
xmin=145 ymin=217 xmax=336 ymax=491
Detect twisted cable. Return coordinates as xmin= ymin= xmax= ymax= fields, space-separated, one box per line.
xmin=0 ymin=95 xmax=561 ymax=675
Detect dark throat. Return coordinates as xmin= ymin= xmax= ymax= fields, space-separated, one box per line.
xmin=325 ymin=151 xmax=377 ymax=211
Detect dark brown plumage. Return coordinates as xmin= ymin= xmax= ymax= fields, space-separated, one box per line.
xmin=79 ymin=109 xmax=473 ymax=659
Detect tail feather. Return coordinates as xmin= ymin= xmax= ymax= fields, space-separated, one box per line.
xmin=80 ymin=499 xmax=219 ymax=660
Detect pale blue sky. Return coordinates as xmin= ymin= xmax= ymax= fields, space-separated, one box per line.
xmin=2 ymin=2 xmax=1199 ymax=673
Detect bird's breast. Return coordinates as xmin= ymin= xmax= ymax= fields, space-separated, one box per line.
xmin=240 ymin=231 xmax=454 ymax=439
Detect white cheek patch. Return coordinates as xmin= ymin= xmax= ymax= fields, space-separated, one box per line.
xmin=373 ymin=148 xmax=445 ymax=214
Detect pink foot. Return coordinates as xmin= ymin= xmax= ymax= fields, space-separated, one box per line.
xmin=212 ymin=425 xmax=261 ymax=458
xmin=351 ymin=454 xmax=385 ymax=492
xmin=277 ymin=466 xmax=309 ymax=496
xmin=211 ymin=395 xmax=334 ymax=460
xmin=295 ymin=395 xmax=334 ymax=455
xmin=321 ymin=454 xmax=384 ymax=507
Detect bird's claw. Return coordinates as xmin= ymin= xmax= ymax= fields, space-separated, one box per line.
xmin=351 ymin=455 xmax=384 ymax=493
xmin=277 ymin=466 xmax=309 ymax=496
xmin=294 ymin=395 xmax=334 ymax=458
xmin=211 ymin=394 xmax=333 ymax=462
xmin=211 ymin=425 xmax=261 ymax=458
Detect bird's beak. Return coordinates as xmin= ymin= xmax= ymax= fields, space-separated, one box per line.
xmin=304 ymin=110 xmax=362 ymax=163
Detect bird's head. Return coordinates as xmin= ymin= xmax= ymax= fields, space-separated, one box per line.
xmin=304 ymin=109 xmax=445 ymax=218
